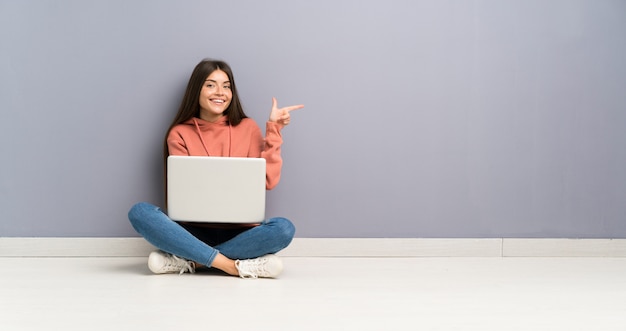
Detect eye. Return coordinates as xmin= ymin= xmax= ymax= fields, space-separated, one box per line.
xmin=206 ymin=83 xmax=215 ymax=88
xmin=224 ymin=85 xmax=231 ymax=89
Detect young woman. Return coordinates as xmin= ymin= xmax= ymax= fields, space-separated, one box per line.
xmin=128 ymin=59 xmax=304 ymax=278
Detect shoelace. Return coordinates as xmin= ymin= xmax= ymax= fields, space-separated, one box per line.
xmin=236 ymin=258 xmax=269 ymax=279
xmin=168 ymin=254 xmax=196 ymax=275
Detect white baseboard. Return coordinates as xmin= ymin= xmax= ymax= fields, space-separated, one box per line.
xmin=282 ymin=238 xmax=503 ymax=257
xmin=503 ymin=238 xmax=626 ymax=257
xmin=0 ymin=238 xmax=155 ymax=257
xmin=2 ymin=237 xmax=626 ymax=257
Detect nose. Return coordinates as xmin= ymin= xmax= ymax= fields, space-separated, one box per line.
xmin=215 ymin=85 xmax=224 ymax=95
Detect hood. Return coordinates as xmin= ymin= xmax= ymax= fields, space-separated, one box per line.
xmin=183 ymin=116 xmax=232 ymax=156
xmin=182 ymin=115 xmax=228 ymax=128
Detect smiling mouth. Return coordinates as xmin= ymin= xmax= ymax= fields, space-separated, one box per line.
xmin=211 ymin=99 xmax=226 ymax=105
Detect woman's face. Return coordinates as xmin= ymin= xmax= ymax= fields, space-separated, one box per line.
xmin=198 ymin=69 xmax=232 ymax=122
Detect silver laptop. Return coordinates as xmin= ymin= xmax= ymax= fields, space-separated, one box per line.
xmin=167 ymin=156 xmax=266 ymax=223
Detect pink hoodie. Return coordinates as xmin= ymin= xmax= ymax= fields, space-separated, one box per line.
xmin=167 ymin=116 xmax=284 ymax=190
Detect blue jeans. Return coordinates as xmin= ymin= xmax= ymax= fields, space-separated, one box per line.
xmin=128 ymin=202 xmax=295 ymax=267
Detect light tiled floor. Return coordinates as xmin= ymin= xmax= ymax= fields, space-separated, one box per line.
xmin=1 ymin=257 xmax=625 ymax=330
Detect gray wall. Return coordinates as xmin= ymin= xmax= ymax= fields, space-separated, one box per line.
xmin=1 ymin=0 xmax=625 ymax=238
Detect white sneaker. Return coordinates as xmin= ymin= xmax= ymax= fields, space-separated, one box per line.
xmin=235 ymin=254 xmax=283 ymax=279
xmin=148 ymin=250 xmax=195 ymax=275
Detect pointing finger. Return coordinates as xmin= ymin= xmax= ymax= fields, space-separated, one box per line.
xmin=282 ymin=104 xmax=305 ymax=113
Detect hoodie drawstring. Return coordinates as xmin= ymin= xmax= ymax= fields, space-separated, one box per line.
xmin=228 ymin=124 xmax=232 ymax=157
xmin=193 ymin=118 xmax=212 ymax=156
xmin=193 ymin=117 xmax=232 ymax=157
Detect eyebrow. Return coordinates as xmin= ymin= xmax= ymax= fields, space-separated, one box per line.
xmin=205 ymin=79 xmax=230 ymax=84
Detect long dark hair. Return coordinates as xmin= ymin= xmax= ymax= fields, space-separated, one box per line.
xmin=162 ymin=59 xmax=248 ymax=200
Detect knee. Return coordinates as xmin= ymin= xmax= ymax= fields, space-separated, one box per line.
xmin=128 ymin=202 xmax=148 ymax=221
xmin=269 ymin=217 xmax=296 ymax=243
xmin=128 ymin=202 xmax=158 ymax=228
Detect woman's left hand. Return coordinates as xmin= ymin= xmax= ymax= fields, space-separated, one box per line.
xmin=269 ymin=97 xmax=304 ymax=126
